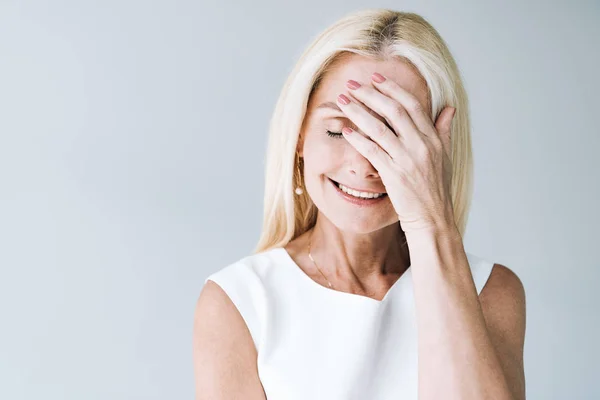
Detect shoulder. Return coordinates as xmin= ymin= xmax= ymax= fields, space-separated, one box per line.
xmin=192 ymin=270 xmax=266 ymax=398
xmin=194 ymin=280 xmax=253 ymax=348
xmin=197 ymin=249 xmax=278 ymax=350
xmin=480 ymin=263 xmax=526 ymax=316
xmin=479 ymin=263 xmax=527 ymax=400
xmin=205 ymin=249 xmax=277 ymax=287
xmin=479 ymin=262 xmax=526 ymax=338
xmin=195 ymin=249 xmax=266 ymax=344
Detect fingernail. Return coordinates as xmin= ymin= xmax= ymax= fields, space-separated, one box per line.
xmin=338 ymin=94 xmax=351 ymax=105
xmin=342 ymin=127 xmax=353 ymax=135
xmin=372 ymin=72 xmax=386 ymax=83
xmin=346 ymin=80 xmax=361 ymax=90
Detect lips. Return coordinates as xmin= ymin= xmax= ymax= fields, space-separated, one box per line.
xmin=328 ymin=177 xmax=387 ymax=195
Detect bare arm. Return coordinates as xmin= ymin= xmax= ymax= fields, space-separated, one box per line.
xmin=406 ymin=227 xmax=526 ymax=400
xmin=192 ymin=280 xmax=267 ymax=400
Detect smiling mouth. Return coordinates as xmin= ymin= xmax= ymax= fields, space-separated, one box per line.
xmin=328 ymin=177 xmax=388 ymax=198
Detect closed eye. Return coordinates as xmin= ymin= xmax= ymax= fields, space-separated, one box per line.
xmin=326 ymin=130 xmax=344 ymax=139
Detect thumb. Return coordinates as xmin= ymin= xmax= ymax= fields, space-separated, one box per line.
xmin=435 ymin=106 xmax=456 ymax=156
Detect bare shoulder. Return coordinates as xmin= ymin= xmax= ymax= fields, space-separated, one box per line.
xmin=479 ymin=263 xmax=526 ymax=319
xmin=479 ymin=263 xmax=527 ymax=400
xmin=192 ymin=279 xmax=266 ymax=400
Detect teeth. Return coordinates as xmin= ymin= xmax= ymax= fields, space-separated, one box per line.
xmin=338 ymin=182 xmax=385 ymax=199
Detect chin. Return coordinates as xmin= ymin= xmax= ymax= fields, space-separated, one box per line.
xmin=343 ymin=216 xmax=399 ymax=233
xmin=321 ymin=208 xmax=399 ymax=234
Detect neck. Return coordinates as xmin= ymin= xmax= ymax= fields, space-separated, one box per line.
xmin=307 ymin=215 xmax=410 ymax=284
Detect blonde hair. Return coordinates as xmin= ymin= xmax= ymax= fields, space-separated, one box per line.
xmin=253 ymin=8 xmax=473 ymax=254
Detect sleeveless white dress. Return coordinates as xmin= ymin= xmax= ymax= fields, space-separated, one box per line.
xmin=204 ymin=246 xmax=495 ymax=400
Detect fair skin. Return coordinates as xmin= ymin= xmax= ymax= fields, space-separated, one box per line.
xmin=284 ymin=52 xmax=426 ymax=298
xmin=193 ymin=53 xmax=526 ymax=399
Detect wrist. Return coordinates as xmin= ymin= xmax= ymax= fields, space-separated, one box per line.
xmin=404 ymin=220 xmax=462 ymax=245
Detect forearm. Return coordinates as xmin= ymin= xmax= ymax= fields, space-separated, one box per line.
xmin=405 ymin=226 xmax=513 ymax=400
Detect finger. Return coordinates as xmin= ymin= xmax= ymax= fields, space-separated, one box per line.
xmin=341 ymin=126 xmax=394 ymax=175
xmin=345 ymin=81 xmax=421 ymax=146
xmin=371 ymin=72 xmax=437 ymax=139
xmin=337 ymin=93 xmax=402 ymax=159
xmin=434 ymin=106 xmax=456 ymax=159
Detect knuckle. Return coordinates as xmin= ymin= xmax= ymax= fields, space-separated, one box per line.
xmin=392 ymin=105 xmax=405 ymax=119
xmin=366 ymin=141 xmax=380 ymax=156
xmin=410 ymin=100 xmax=424 ymax=114
xmin=374 ymin=123 xmax=388 ymax=138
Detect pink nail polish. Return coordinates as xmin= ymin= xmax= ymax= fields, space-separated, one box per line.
xmin=346 ymin=80 xmax=361 ymax=90
xmin=338 ymin=94 xmax=350 ymax=105
xmin=372 ymin=72 xmax=386 ymax=83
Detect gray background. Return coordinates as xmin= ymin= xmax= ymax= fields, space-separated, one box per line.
xmin=1 ymin=0 xmax=598 ymax=399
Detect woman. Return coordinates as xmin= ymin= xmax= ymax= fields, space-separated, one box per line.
xmin=193 ymin=8 xmax=526 ymax=400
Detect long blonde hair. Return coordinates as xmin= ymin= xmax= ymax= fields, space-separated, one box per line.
xmin=253 ymin=8 xmax=473 ymax=254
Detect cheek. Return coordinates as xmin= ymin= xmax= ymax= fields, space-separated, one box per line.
xmin=304 ymin=136 xmax=346 ymax=172
xmin=307 ymin=147 xmax=343 ymax=177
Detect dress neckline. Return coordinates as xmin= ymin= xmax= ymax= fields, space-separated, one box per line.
xmin=274 ymin=246 xmax=411 ymax=305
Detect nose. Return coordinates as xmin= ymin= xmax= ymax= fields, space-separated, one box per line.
xmin=346 ymin=145 xmax=381 ymax=180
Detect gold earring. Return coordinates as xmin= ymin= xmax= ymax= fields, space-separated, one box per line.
xmin=294 ymin=153 xmax=304 ymax=195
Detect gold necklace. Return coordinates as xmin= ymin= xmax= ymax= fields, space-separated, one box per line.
xmin=307 ymin=229 xmax=334 ymax=289
xmin=306 ymin=229 xmax=409 ymax=291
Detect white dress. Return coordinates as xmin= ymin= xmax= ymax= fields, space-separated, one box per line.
xmin=204 ymin=246 xmax=495 ymax=400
